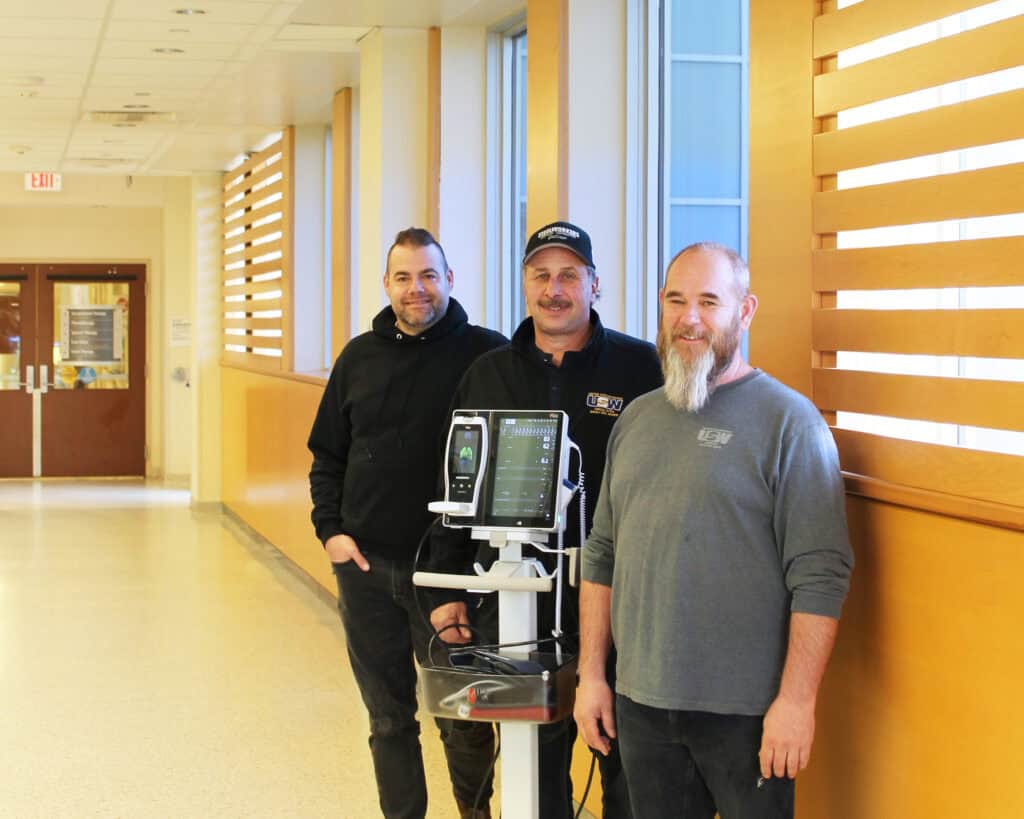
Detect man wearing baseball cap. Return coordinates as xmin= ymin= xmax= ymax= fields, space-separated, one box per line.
xmin=426 ymin=221 xmax=663 ymax=818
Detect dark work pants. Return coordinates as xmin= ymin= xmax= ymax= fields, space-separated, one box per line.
xmin=333 ymin=555 xmax=495 ymax=819
xmin=616 ymin=695 xmax=795 ymax=819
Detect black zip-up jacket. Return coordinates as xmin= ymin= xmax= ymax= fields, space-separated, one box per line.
xmin=426 ymin=311 xmax=663 ymax=628
xmin=307 ymin=298 xmax=506 ymax=559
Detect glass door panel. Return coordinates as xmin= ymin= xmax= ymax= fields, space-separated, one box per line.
xmin=51 ymin=281 xmax=130 ymax=390
xmin=0 ymin=281 xmax=22 ymax=391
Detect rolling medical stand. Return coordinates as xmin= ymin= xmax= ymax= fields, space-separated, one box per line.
xmin=413 ymin=410 xmax=581 ymax=819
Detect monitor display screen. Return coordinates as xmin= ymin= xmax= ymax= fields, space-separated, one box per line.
xmin=488 ymin=415 xmax=560 ymax=523
xmin=450 ymin=427 xmax=482 ymax=478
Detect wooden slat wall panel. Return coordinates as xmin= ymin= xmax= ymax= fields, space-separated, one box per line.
xmin=224 ymin=296 xmax=283 ymax=313
xmin=223 ymin=333 xmax=283 ymax=350
xmin=832 ymin=427 xmax=1024 ymax=507
xmin=223 ymin=146 xmax=284 ymax=194
xmin=223 ymin=278 xmax=284 ymax=298
xmin=813 ymin=368 xmax=1024 ymax=431
xmin=813 ymin=163 xmax=1024 ymax=233
xmin=813 ymin=88 xmax=1024 ymax=175
xmin=223 ymin=161 xmax=283 ymax=202
xmin=812 ymin=308 xmax=1024 ymax=358
xmin=813 ymin=16 xmax=1024 ymax=116
xmin=812 ymin=0 xmax=988 ymax=58
xmin=223 ymin=317 xmax=282 ymax=332
xmin=223 ymin=260 xmax=283 ymax=282
xmin=813 ymin=237 xmax=1024 ymax=291
xmin=221 ymin=129 xmax=291 ymax=366
xmin=223 ymin=218 xmax=282 ymax=247
xmin=223 ymin=180 xmax=284 ymax=223
xmin=223 ymin=239 xmax=284 ymax=266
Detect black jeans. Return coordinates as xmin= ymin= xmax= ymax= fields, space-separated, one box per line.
xmin=333 ymin=555 xmax=495 ymax=819
xmin=616 ymin=695 xmax=794 ymax=819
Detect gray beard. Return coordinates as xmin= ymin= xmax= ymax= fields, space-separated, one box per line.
xmin=662 ymin=344 xmax=715 ymax=413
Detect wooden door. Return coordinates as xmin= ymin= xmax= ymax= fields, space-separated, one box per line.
xmin=0 ymin=264 xmax=35 ymax=477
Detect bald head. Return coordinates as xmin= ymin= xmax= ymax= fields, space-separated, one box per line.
xmin=668 ymin=242 xmax=749 ymax=298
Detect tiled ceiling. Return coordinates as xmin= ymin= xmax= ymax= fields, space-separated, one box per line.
xmin=0 ymin=0 xmax=363 ymax=175
xmin=0 ymin=0 xmax=524 ymax=177
xmin=0 ymin=0 xmax=522 ymax=176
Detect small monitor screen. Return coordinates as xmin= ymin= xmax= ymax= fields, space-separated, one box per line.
xmin=488 ymin=416 xmax=560 ymax=521
xmin=450 ymin=428 xmax=482 ymax=477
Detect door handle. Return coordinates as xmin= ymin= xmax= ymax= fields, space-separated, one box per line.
xmin=21 ymin=365 xmax=34 ymax=393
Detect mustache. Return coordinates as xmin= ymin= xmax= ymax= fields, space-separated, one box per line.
xmin=538 ymin=297 xmax=572 ymax=309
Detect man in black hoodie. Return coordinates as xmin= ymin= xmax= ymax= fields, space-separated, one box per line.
xmin=308 ymin=228 xmax=506 ymax=819
xmin=426 ymin=221 xmax=664 ymax=819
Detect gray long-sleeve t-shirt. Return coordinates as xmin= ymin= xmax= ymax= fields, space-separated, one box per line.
xmin=582 ymin=370 xmax=853 ymax=715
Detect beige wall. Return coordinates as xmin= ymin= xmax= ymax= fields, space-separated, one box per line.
xmin=0 ymin=172 xmax=195 ymax=478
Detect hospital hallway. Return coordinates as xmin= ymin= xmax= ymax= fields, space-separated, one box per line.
xmin=0 ymin=480 xmax=468 ymax=819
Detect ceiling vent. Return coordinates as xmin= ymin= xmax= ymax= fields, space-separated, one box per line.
xmin=84 ymin=110 xmax=177 ymax=125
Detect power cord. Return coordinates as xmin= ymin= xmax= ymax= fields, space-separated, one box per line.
xmin=573 ymin=750 xmax=599 ymax=819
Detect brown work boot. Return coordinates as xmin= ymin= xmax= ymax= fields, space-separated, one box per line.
xmin=456 ymin=797 xmax=492 ymax=819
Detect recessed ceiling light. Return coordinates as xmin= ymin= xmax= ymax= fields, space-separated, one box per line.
xmin=9 ymin=145 xmax=31 ymax=155
xmin=112 ymin=123 xmax=137 ymax=128
xmin=103 ymin=139 xmax=124 ymax=144
xmin=153 ymin=47 xmax=185 ymax=54
xmin=169 ymin=28 xmax=190 ymax=33
xmin=17 ymin=90 xmax=38 ymax=98
xmin=174 ymin=8 xmax=206 ymax=14
xmin=134 ymin=92 xmax=151 ymax=97
xmin=123 ymin=104 xmax=150 ymax=109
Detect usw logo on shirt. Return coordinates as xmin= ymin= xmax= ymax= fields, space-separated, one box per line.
xmin=587 ymin=392 xmax=624 ymax=416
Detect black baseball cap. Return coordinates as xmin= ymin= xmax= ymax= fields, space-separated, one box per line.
xmin=522 ymin=221 xmax=595 ymax=269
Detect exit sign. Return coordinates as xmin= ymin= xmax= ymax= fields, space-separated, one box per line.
xmin=25 ymin=172 xmax=62 ymax=192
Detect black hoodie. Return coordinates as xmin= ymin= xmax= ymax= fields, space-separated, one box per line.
xmin=425 ymin=311 xmax=664 ymax=632
xmin=308 ymin=298 xmax=506 ymax=558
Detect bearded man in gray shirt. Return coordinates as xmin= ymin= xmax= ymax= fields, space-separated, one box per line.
xmin=574 ymin=242 xmax=853 ymax=819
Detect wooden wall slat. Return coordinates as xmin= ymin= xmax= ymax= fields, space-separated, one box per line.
xmin=813 ymin=162 xmax=1024 ymax=233
xmin=813 ymin=0 xmax=994 ymax=58
xmin=223 ymin=217 xmax=282 ymax=247
xmin=814 ymin=368 xmax=1024 ymax=431
xmin=278 ymin=126 xmax=295 ymax=371
xmin=223 ymin=333 xmax=283 ymax=351
xmin=223 ymin=180 xmax=284 ymax=223
xmin=222 ymin=260 xmax=283 ymax=282
xmin=842 ymin=473 xmax=1024 ymax=531
xmin=814 ymin=88 xmax=1024 ymax=175
xmin=812 ymin=236 xmax=1024 ymax=291
xmin=813 ymin=308 xmax=1024 ymax=358
xmin=223 ymin=147 xmax=283 ymax=193
xmin=223 ymin=317 xmax=283 ymax=332
xmin=224 ymin=296 xmax=283 ymax=313
xmin=832 ymin=426 xmax=1024 ymax=507
xmin=223 ymin=239 xmax=283 ymax=266
xmin=222 ymin=161 xmax=283 ymax=204
xmin=813 ymin=16 xmax=1024 ymax=116
xmin=223 ymin=278 xmax=284 ymax=299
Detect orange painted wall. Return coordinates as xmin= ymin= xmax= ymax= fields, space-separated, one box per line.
xmin=800 ymin=498 xmax=1024 ymax=817
xmin=220 ymin=365 xmax=334 ymax=594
